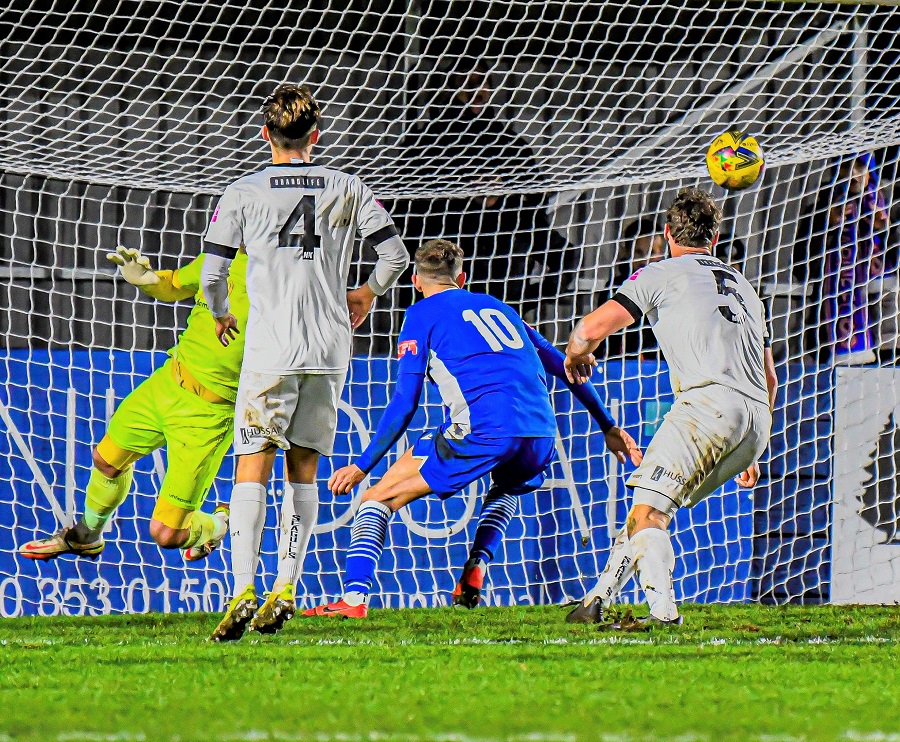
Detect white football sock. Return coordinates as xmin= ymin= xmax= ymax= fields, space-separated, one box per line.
xmin=582 ymin=526 xmax=635 ymax=608
xmin=229 ymin=482 xmax=268 ymax=595
xmin=273 ymin=482 xmax=319 ymax=591
xmin=273 ymin=492 xmax=294 ymax=589
xmin=343 ymin=591 xmax=368 ymax=607
xmin=630 ymin=527 xmax=679 ymax=621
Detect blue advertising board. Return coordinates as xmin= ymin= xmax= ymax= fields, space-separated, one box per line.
xmin=0 ymin=350 xmax=754 ymax=616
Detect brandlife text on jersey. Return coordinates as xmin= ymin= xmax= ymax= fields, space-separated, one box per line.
xmin=270 ymin=176 xmax=326 ymax=189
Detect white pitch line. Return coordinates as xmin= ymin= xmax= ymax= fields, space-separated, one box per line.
xmin=3 ymin=632 xmax=897 ymax=650
xmin=37 ymin=731 xmax=898 ymax=742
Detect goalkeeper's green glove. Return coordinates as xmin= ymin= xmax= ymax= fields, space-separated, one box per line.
xmin=106 ymin=246 xmax=160 ymax=287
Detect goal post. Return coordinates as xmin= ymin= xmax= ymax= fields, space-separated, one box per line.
xmin=1 ymin=0 xmax=899 ymax=615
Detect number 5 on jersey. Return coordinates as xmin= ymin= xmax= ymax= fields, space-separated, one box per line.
xmin=279 ymin=194 xmax=321 ymax=259
xmin=712 ymin=268 xmax=749 ymax=324
xmin=463 ymin=308 xmax=525 ymax=351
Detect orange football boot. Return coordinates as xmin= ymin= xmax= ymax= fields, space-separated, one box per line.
xmin=301 ymin=599 xmax=368 ymax=619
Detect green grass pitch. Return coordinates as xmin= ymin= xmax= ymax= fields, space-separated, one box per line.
xmin=1 ymin=604 xmax=899 ymax=742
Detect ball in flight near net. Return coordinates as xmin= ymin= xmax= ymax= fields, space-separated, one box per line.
xmin=706 ymin=129 xmax=764 ymax=191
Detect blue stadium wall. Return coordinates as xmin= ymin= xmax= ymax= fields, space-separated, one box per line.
xmin=0 ymin=350 xmax=827 ymax=615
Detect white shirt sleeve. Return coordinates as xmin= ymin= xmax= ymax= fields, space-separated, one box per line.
xmin=201 ymin=253 xmax=233 ymax=318
xmin=611 ymin=263 xmax=666 ymax=320
xmin=356 ymin=181 xmax=409 ymax=296
xmin=202 ymin=185 xmax=242 ymax=317
xmin=204 ymin=186 xmax=243 ymax=256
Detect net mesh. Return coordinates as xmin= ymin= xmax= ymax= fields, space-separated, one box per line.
xmin=1 ymin=0 xmax=899 ymax=615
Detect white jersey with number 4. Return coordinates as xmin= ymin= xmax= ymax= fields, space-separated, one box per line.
xmin=204 ymin=162 xmax=405 ymax=375
xmin=613 ymin=254 xmax=769 ymax=405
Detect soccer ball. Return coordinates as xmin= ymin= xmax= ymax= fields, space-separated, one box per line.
xmin=705 ymin=129 xmax=764 ymax=191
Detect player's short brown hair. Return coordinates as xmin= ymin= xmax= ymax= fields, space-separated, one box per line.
xmin=263 ymin=83 xmax=321 ymax=150
xmin=415 ymin=239 xmax=464 ymax=281
xmin=665 ymin=187 xmax=722 ymax=248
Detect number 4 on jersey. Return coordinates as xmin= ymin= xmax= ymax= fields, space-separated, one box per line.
xmin=278 ymin=194 xmax=321 ymax=259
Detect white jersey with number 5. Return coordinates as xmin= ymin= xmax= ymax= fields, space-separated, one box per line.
xmin=613 ymin=254 xmax=769 ymax=405
xmin=204 ymin=162 xmax=406 ymax=375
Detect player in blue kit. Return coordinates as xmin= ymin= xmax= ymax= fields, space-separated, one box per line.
xmin=303 ymin=240 xmax=642 ymax=618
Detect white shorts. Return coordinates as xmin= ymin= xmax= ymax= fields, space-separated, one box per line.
xmin=233 ymin=370 xmax=347 ymax=456
xmin=627 ymin=385 xmax=771 ymax=518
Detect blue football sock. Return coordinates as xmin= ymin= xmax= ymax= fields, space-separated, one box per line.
xmin=343 ymin=500 xmax=392 ymax=596
xmin=469 ymin=490 xmax=518 ymax=564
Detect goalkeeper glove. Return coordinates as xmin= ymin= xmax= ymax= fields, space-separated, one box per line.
xmin=106 ymin=246 xmax=160 ymax=287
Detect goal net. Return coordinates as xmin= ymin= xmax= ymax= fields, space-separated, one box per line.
xmin=1 ymin=0 xmax=899 ymax=616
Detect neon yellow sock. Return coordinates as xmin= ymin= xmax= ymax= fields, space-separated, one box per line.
xmin=83 ymin=466 xmax=133 ymax=530
xmin=182 ymin=510 xmax=220 ymax=549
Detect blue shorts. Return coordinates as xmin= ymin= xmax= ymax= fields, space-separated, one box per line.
xmin=411 ymin=430 xmax=556 ymax=499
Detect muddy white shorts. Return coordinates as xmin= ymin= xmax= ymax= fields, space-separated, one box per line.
xmin=233 ymin=370 xmax=346 ymax=456
xmin=627 ymin=385 xmax=771 ymax=518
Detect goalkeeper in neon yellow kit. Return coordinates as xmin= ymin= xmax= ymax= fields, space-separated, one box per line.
xmin=19 ymin=246 xmax=248 ymax=562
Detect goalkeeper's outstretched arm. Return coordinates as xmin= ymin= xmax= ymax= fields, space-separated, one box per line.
xmin=107 ymin=246 xmax=196 ymax=303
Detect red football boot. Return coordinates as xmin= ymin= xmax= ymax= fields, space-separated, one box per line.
xmin=452 ymin=558 xmax=486 ymax=609
xmin=301 ymin=599 xmax=368 ymax=619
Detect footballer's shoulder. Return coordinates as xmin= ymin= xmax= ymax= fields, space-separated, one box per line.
xmin=404 ymin=298 xmax=423 ymax=316
xmin=463 ymin=288 xmax=519 ymax=312
xmin=401 ymin=299 xmax=437 ymax=334
xmin=224 ymin=167 xmax=271 ymax=193
xmin=479 ymin=290 xmax=516 ymax=311
xmin=408 ymin=289 xmax=464 ymax=318
xmin=403 ymin=297 xmax=430 ymax=320
xmin=625 ymin=256 xmax=683 ymax=280
xmin=622 ymin=264 xmax=652 ymax=283
xmin=313 ymin=164 xmax=363 ymax=187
